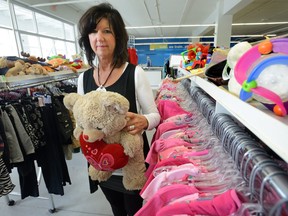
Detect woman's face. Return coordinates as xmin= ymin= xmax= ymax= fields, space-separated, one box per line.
xmin=89 ymin=18 xmax=116 ymax=60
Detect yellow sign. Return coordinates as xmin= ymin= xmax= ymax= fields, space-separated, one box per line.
xmin=150 ymin=44 xmax=168 ymax=50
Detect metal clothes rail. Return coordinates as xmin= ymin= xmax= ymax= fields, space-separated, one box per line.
xmin=1 ymin=70 xmax=80 ymax=213
xmin=186 ymin=81 xmax=288 ymax=215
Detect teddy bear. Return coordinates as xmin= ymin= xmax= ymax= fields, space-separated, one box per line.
xmin=25 ymin=63 xmax=49 ymax=75
xmin=5 ymin=60 xmax=25 ymax=77
xmin=63 ymin=90 xmax=147 ymax=190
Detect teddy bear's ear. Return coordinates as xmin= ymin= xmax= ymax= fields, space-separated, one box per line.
xmin=63 ymin=93 xmax=81 ymax=110
xmin=104 ymin=101 xmax=129 ymax=115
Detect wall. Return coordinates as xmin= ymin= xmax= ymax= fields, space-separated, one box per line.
xmin=135 ymin=38 xmax=214 ymax=67
xmin=135 ymin=37 xmax=250 ymax=67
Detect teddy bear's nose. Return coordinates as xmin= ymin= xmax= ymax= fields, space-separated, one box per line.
xmin=83 ymin=134 xmax=89 ymax=140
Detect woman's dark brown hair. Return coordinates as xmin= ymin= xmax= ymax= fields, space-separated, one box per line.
xmin=78 ymin=3 xmax=128 ymax=67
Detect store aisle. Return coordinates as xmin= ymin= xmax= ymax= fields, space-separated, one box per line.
xmin=0 ymin=129 xmax=155 ymax=216
xmin=0 ymin=151 xmax=113 ymax=216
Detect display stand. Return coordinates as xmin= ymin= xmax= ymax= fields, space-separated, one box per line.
xmin=1 ymin=69 xmax=83 ymax=213
xmin=186 ymin=78 xmax=288 ymax=214
xmin=190 ymin=76 xmax=288 ymax=163
xmin=4 ymin=195 xmax=15 ymax=206
xmin=3 ymin=167 xmax=57 ymax=213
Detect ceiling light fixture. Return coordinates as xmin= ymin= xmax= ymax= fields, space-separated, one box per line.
xmin=32 ymin=0 xmax=98 ymax=7
xmin=136 ymin=34 xmax=276 ymax=40
xmin=126 ymin=24 xmax=215 ymax=29
xmin=233 ymin=21 xmax=288 ymax=26
xmin=126 ymin=21 xmax=288 ymax=30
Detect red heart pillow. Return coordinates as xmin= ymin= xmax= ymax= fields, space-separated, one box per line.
xmin=79 ymin=134 xmax=129 ymax=171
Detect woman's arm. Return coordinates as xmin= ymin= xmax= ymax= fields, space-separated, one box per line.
xmin=134 ymin=65 xmax=160 ymax=130
xmin=77 ymin=72 xmax=85 ymax=95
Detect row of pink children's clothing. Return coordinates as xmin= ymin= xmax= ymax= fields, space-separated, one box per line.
xmin=135 ymin=78 xmax=257 ymax=216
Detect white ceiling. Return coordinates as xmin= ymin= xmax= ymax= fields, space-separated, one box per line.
xmin=14 ymin=0 xmax=288 ymax=39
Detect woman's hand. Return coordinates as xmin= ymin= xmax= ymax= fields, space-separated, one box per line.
xmin=125 ymin=112 xmax=148 ymax=135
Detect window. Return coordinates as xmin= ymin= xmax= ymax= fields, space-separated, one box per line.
xmin=0 ymin=1 xmax=77 ymax=62
xmin=0 ymin=29 xmax=18 ymax=56
xmin=40 ymin=37 xmax=55 ymax=59
xmin=55 ymin=40 xmax=66 ymax=57
xmin=36 ymin=13 xmax=64 ymax=39
xmin=64 ymin=23 xmax=75 ymax=41
xmin=14 ymin=5 xmax=36 ymax=33
xmin=0 ymin=1 xmax=12 ymax=28
xmin=66 ymin=42 xmax=77 ymax=60
xmin=20 ymin=34 xmax=41 ymax=57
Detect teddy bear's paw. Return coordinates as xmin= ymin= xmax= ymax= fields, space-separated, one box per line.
xmin=73 ymin=127 xmax=83 ymax=140
xmin=121 ymin=134 xmax=142 ymax=158
xmin=88 ymin=165 xmax=109 ymax=181
xmin=123 ymin=174 xmax=146 ymax=190
xmin=88 ymin=165 xmax=101 ymax=180
xmin=96 ymin=171 xmax=112 ymax=182
xmin=123 ymin=147 xmax=136 ymax=158
xmin=88 ymin=166 xmax=112 ymax=182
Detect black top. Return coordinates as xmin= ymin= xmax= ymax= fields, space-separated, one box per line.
xmin=82 ymin=63 xmax=149 ymax=193
xmin=83 ymin=63 xmax=138 ymax=113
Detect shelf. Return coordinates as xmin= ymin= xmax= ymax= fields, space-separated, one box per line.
xmin=190 ymin=76 xmax=288 ymax=163
xmin=0 ymin=69 xmax=86 ymax=90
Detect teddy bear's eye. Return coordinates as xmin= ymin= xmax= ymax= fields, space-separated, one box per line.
xmin=96 ymin=127 xmax=102 ymax=130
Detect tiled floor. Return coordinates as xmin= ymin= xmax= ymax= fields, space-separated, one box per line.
xmin=0 ymin=129 xmax=155 ymax=216
xmin=0 ymin=151 xmax=113 ymax=216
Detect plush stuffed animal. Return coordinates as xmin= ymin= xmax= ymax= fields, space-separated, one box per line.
xmin=25 ymin=63 xmax=49 ymax=75
xmin=5 ymin=60 xmax=25 ymax=77
xmin=63 ymin=91 xmax=147 ymax=190
xmin=224 ymin=42 xmax=252 ymax=97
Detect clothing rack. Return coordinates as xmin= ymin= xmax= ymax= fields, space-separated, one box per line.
xmin=187 ymin=80 xmax=288 ymax=215
xmin=3 ymin=167 xmax=57 ymax=213
xmin=0 ymin=71 xmax=79 ymax=92
xmin=1 ymin=70 xmax=79 ymax=213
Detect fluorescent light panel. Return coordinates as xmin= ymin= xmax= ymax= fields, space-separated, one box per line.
xmin=136 ymin=34 xmax=276 ymax=40
xmin=127 ymin=21 xmax=288 ymax=30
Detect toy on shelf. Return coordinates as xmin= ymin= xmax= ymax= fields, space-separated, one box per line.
xmin=234 ymin=38 xmax=288 ymax=116
xmin=21 ymin=51 xmax=46 ymax=63
xmin=204 ymin=47 xmax=229 ymax=86
xmin=0 ymin=52 xmax=53 ymax=77
xmin=180 ymin=43 xmax=210 ymax=71
xmin=70 ymin=54 xmax=85 ymax=69
xmin=224 ymin=42 xmax=252 ymax=97
xmin=47 ymin=54 xmax=88 ymax=72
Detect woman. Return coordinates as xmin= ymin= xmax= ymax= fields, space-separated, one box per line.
xmin=77 ymin=3 xmax=160 ymax=216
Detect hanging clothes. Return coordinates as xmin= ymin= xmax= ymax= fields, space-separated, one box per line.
xmin=0 ymin=88 xmax=73 ymax=198
xmin=36 ymin=102 xmax=71 ymax=195
xmin=0 ymin=156 xmax=15 ymax=197
xmin=1 ymin=104 xmax=39 ymax=199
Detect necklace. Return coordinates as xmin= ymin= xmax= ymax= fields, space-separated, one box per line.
xmin=97 ymin=63 xmax=116 ymax=91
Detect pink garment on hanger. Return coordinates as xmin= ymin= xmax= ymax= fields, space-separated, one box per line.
xmin=156 ymin=94 xmax=182 ymax=103
xmin=168 ymin=193 xmax=200 ymax=205
xmin=156 ymin=189 xmax=243 ymax=216
xmin=143 ymin=157 xmax=192 ymax=190
xmin=158 ymin=82 xmax=177 ymax=92
xmin=158 ymin=145 xmax=209 ymax=161
xmin=152 ymin=119 xmax=190 ymax=143
xmin=157 ymin=99 xmax=191 ymax=122
xmin=146 ymin=138 xmax=194 ymax=166
xmin=159 ymin=128 xmax=202 ymax=144
xmin=163 ymin=113 xmax=194 ymax=124
xmin=135 ymin=184 xmax=199 ymax=216
xmin=155 ymin=93 xmax=183 ymax=105
xmin=141 ymin=164 xmax=200 ymax=201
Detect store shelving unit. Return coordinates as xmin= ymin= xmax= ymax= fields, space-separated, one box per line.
xmin=0 ymin=68 xmax=87 ymax=212
xmin=190 ymin=76 xmax=288 ymax=163
xmin=0 ymin=69 xmax=86 ymax=90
